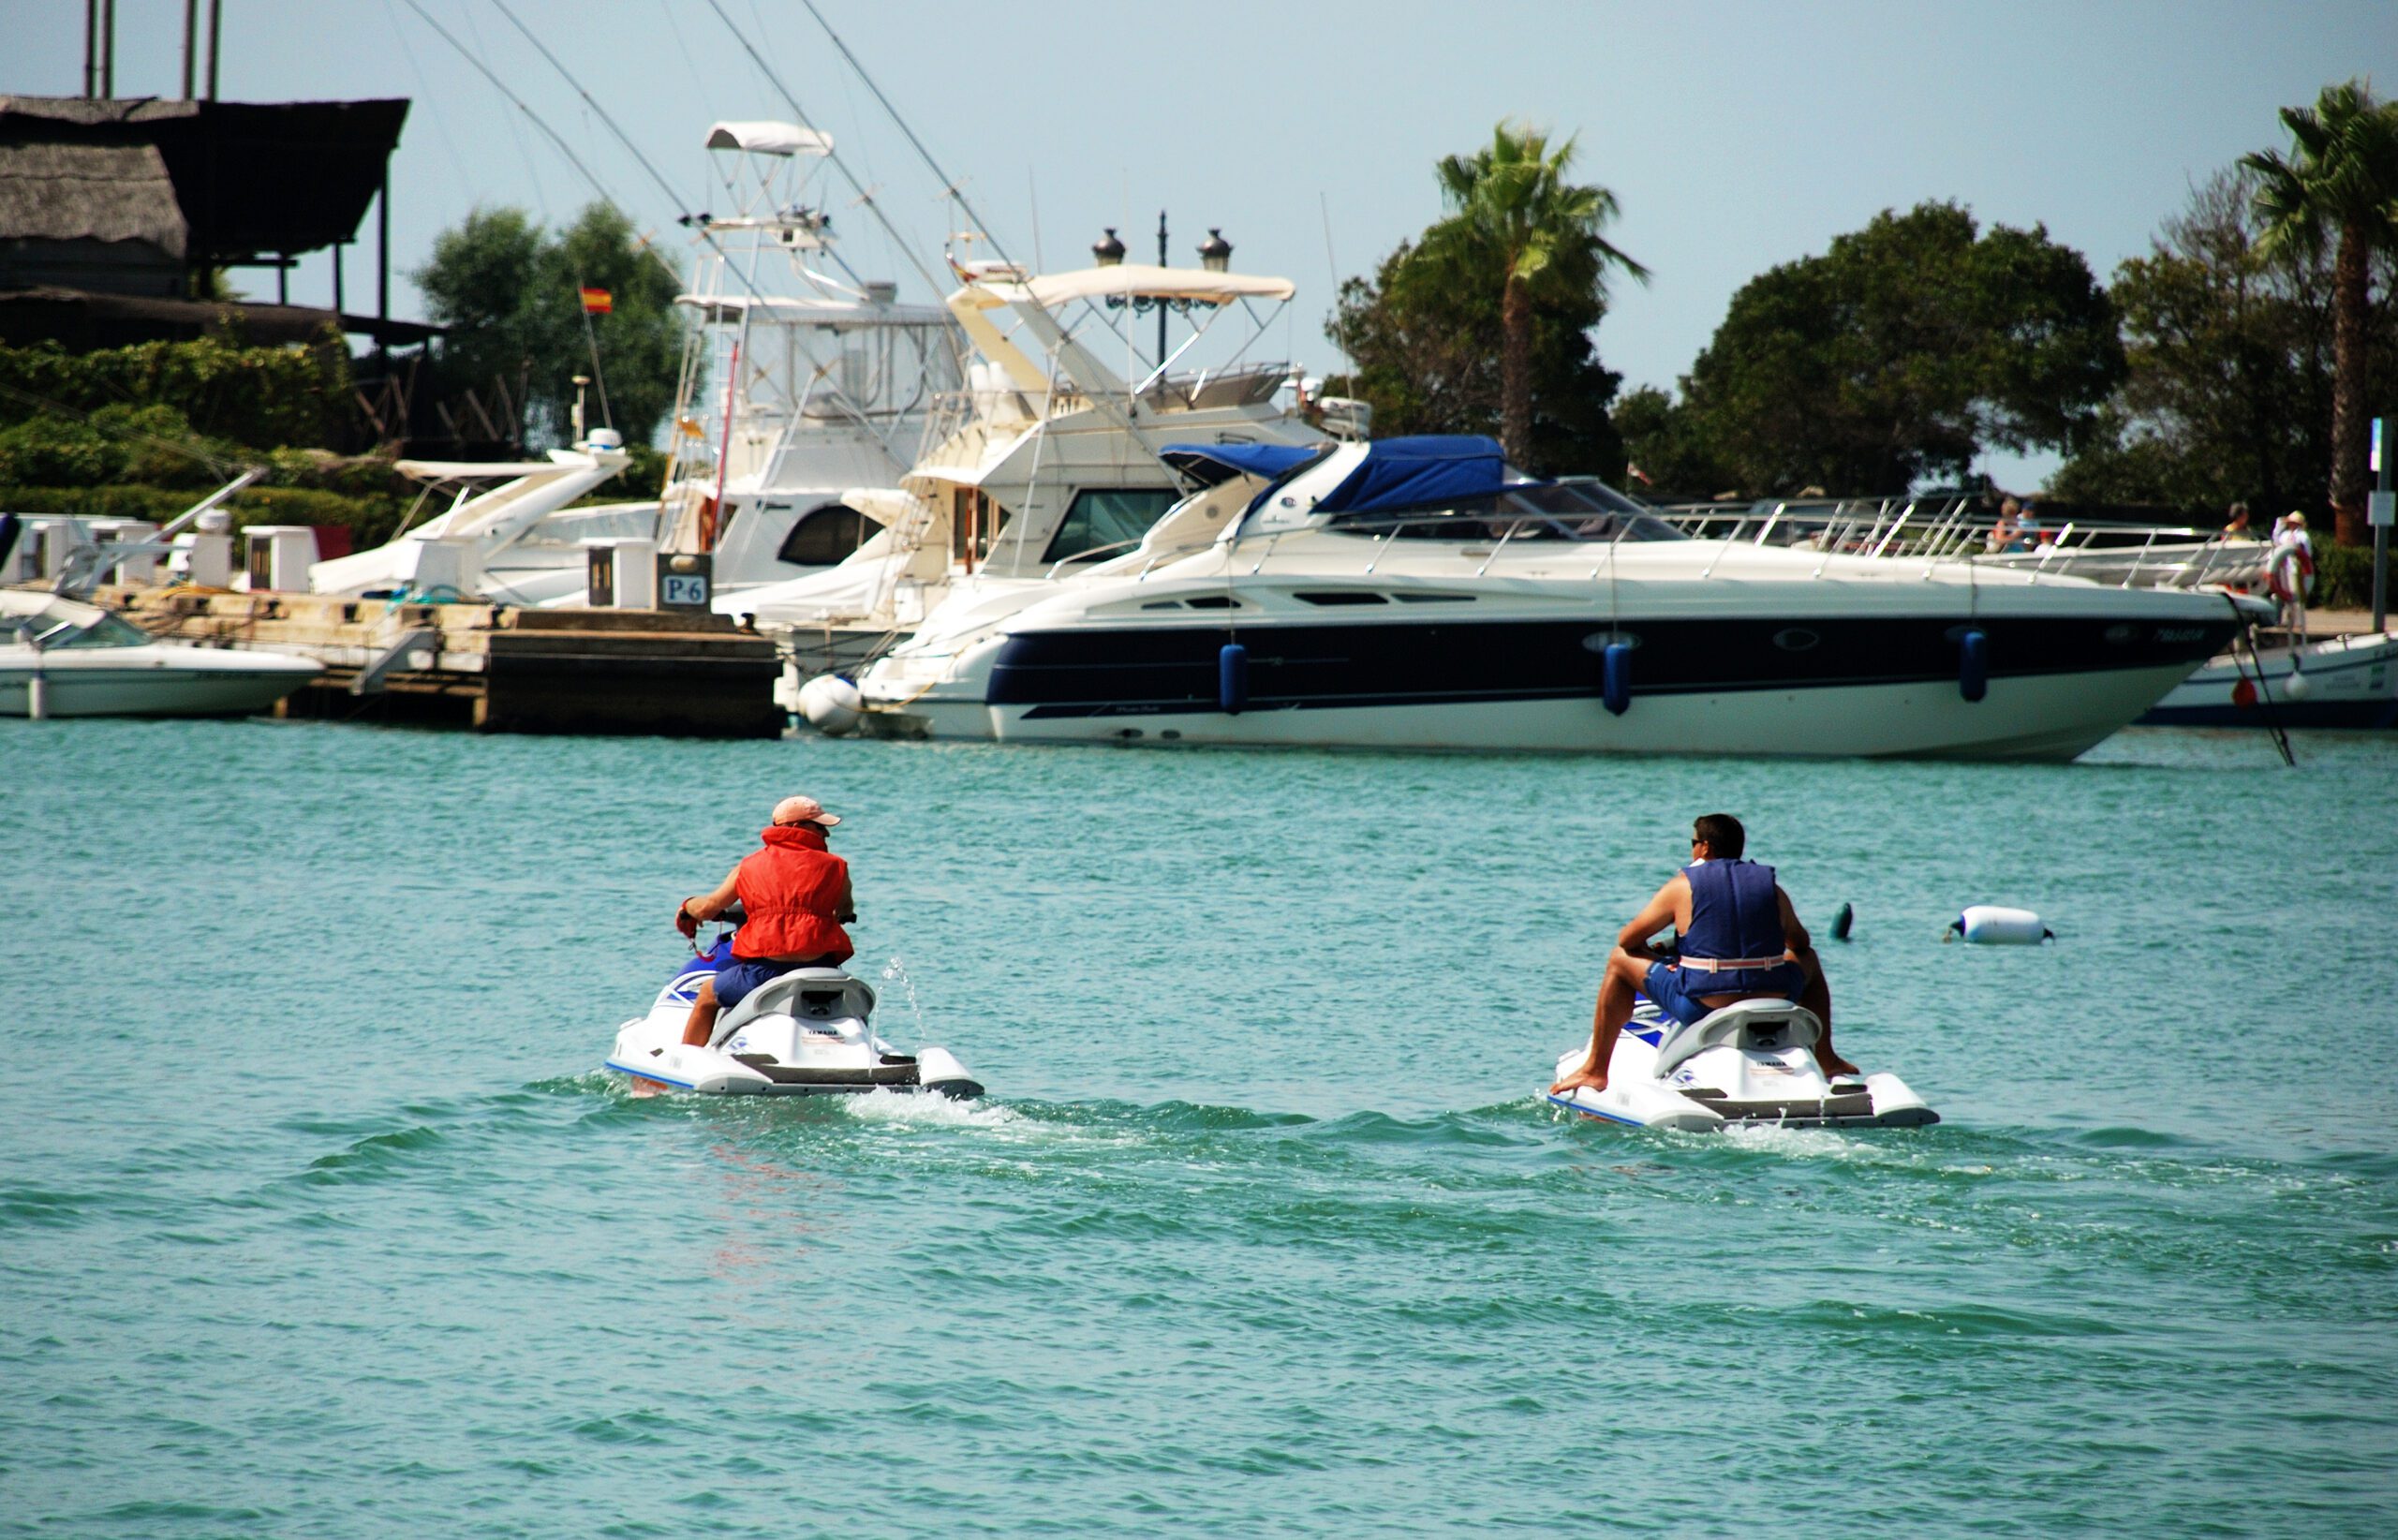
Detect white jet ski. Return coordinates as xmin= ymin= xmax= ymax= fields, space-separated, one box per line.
xmin=606 ymin=937 xmax=981 ymax=1098
xmin=1547 ymin=998 xmax=1935 ymax=1131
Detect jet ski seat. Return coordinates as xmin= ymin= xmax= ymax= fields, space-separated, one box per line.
xmin=711 ymin=968 xmax=878 ymax=1042
xmin=1651 ymin=1000 xmax=1824 ymax=1080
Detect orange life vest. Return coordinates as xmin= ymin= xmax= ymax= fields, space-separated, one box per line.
xmin=732 ymin=824 xmax=853 ymax=963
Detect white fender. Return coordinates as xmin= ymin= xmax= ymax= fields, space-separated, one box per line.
xmin=797 ymin=674 xmax=865 ymax=736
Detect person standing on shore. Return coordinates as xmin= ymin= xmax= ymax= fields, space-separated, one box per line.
xmin=674 ymin=795 xmax=856 ymax=1048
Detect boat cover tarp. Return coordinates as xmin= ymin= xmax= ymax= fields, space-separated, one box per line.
xmin=1161 ymin=443 xmax=1320 ymax=486
xmin=1316 ymin=436 xmax=1506 ymax=513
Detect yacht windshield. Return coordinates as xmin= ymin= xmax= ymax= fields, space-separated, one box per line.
xmin=6 ymin=604 xmax=150 ymax=649
xmin=1325 ymin=480 xmax=1685 ymax=542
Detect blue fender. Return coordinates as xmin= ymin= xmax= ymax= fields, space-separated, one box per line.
xmin=1602 ymin=642 xmax=1633 ymax=716
xmin=1218 ymin=642 xmax=1248 ymax=715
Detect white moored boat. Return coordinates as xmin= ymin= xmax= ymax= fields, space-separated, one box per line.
xmin=842 ymin=436 xmax=2270 ymax=760
xmin=3 ymin=590 xmax=320 ymax=718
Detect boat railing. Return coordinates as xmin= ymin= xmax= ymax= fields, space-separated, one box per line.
xmin=1650 ymin=497 xmax=2268 ymax=589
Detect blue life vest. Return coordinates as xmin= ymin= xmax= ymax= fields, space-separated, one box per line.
xmin=1680 ymin=858 xmax=1794 ymax=997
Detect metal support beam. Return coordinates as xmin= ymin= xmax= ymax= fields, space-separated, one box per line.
xmin=206 ymin=0 xmax=223 ymax=100
xmin=83 ymin=0 xmax=98 ymax=97
xmin=183 ymin=0 xmax=199 ymax=98
xmin=377 ymin=167 xmax=391 ymax=327
xmin=99 ymin=0 xmax=115 ymax=97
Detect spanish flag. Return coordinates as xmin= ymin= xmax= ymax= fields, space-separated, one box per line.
xmin=578 ymin=287 xmax=613 ymax=314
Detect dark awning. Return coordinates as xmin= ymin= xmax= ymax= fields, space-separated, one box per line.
xmin=0 ymin=286 xmax=439 ymax=349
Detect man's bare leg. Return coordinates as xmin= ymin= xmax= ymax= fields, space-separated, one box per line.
xmin=1550 ymin=948 xmax=1650 ymax=1097
xmin=682 ymin=978 xmax=721 ymax=1048
xmin=1795 ymin=955 xmax=1857 ymax=1076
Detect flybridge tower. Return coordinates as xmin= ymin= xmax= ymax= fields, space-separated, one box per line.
xmin=651 ymin=120 xmax=963 ymax=573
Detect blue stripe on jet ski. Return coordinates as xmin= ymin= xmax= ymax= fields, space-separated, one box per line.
xmin=604 ymin=1059 xmax=699 ymax=1089
xmin=1545 ymin=1093 xmax=1646 ymax=1126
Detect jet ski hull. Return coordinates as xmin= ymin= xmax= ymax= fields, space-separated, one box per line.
xmin=606 ymin=1041 xmax=981 ymax=1098
xmin=1547 ymin=1000 xmax=1936 ymax=1131
xmin=604 ymin=960 xmax=981 ymax=1098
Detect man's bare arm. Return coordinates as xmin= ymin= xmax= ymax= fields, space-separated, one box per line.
xmin=1616 ymin=879 xmax=1684 ymax=958
xmin=684 ymin=865 xmax=743 ymax=922
xmin=1775 ymin=886 xmax=1813 ymax=959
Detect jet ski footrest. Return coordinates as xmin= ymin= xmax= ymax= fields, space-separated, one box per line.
xmin=1681 ymin=1088 xmax=1875 ymax=1120
xmin=732 ymin=1055 xmax=921 ymax=1088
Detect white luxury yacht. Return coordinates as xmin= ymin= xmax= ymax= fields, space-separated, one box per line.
xmin=838 ymin=435 xmax=2270 ymax=760
xmin=312 ymin=119 xmax=960 ymax=607
xmin=732 ymin=250 xmax=1351 ymax=679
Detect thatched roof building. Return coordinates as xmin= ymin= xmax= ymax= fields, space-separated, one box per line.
xmin=0 ymin=96 xmax=428 ymax=348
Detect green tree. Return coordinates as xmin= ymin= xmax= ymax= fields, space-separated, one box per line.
xmin=1633 ymin=203 xmax=2123 ymax=496
xmin=1410 ymin=122 xmax=1647 ymax=468
xmin=2241 ymin=79 xmax=2398 ymax=544
xmin=2050 ymin=169 xmax=2398 ymax=519
xmin=1610 ymin=383 xmax=1732 ymax=498
xmin=415 ymin=202 xmax=686 ymax=447
xmin=1329 ymin=234 xmax=1626 ymax=477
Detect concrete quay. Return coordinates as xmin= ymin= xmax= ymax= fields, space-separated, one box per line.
xmin=105 ymin=587 xmax=784 ymax=737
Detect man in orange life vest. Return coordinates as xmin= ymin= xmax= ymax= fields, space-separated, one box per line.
xmin=674 ymin=795 xmax=857 ymax=1048
xmin=1550 ymin=812 xmax=1856 ymax=1098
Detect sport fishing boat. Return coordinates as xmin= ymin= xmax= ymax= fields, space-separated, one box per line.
xmin=606 ymin=937 xmax=980 ymax=1098
xmin=313 ymin=120 xmax=962 ymax=609
xmin=1546 ymin=998 xmax=1937 ymax=1131
xmin=836 ymin=435 xmax=2272 ymax=760
xmin=743 ymin=251 xmax=1344 ymax=673
xmin=2 ymin=589 xmax=320 ymax=718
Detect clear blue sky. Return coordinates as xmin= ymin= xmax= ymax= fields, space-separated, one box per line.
xmin=9 ymin=0 xmax=2390 ymax=488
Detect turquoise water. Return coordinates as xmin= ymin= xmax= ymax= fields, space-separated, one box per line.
xmin=3 ymin=718 xmax=2394 ymax=1536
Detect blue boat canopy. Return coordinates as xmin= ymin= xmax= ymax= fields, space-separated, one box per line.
xmin=1314 ymin=435 xmax=1508 ymax=513
xmin=1161 ymin=442 xmax=1324 ymax=486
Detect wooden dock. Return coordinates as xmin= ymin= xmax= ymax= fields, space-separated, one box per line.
xmin=105 ymin=587 xmax=785 ymax=737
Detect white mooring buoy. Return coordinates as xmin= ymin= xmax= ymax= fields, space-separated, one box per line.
xmin=1947 ymin=905 xmax=2053 ymax=944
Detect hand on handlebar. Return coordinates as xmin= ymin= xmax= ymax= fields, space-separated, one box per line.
xmin=674 ymin=902 xmax=699 ymax=940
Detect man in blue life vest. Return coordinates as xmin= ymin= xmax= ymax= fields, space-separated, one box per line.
xmin=674 ymin=794 xmax=857 ymax=1048
xmin=1550 ymin=812 xmax=1855 ymax=1098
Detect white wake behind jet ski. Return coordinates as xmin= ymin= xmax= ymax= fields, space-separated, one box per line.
xmin=606 ymin=939 xmax=981 ymax=1098
xmin=1547 ymin=998 xmax=1935 ymax=1131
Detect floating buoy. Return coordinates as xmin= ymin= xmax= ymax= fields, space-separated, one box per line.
xmin=1218 ymin=642 xmax=1248 ymax=715
xmin=1958 ymin=628 xmax=1990 ymax=703
xmin=1829 ymin=901 xmax=1854 ymax=941
xmin=1947 ymin=905 xmax=2052 ymax=944
xmin=796 ymin=674 xmax=865 ymax=736
xmin=2282 ymin=668 xmax=2312 ymax=702
xmin=1602 ymin=642 xmax=1633 ymax=716
xmin=2231 ymin=676 xmax=2257 ymax=709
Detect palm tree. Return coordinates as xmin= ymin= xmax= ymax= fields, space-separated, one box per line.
xmin=2241 ymin=80 xmax=2398 ymax=544
xmin=1415 ymin=122 xmax=1648 ymax=468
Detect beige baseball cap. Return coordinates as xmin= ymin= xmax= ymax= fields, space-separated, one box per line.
xmin=770 ymin=794 xmax=840 ymax=828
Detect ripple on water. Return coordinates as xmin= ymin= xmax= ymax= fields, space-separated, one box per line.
xmin=4 ymin=721 xmax=2396 ymax=1538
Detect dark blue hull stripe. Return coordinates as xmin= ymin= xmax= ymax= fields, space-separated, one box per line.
xmin=987 ymin=614 xmax=2239 ymax=717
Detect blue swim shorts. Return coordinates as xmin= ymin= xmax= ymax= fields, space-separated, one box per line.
xmin=714 ymin=956 xmax=808 ymax=1009
xmin=1643 ymin=958 xmax=1806 ymax=1027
